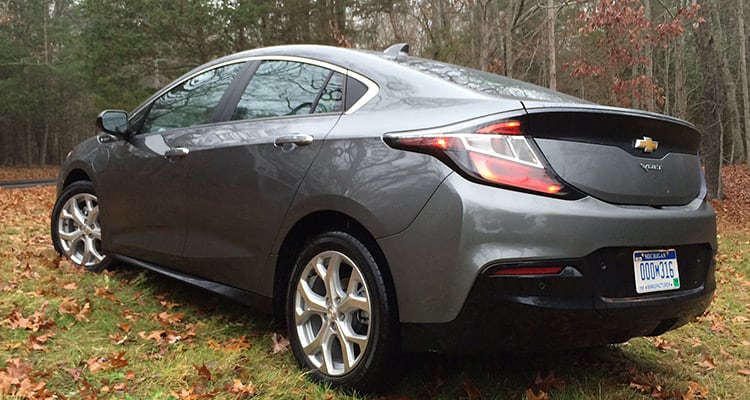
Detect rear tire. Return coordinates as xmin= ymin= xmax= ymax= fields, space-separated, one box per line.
xmin=286 ymin=231 xmax=398 ymax=392
xmin=51 ymin=181 xmax=110 ymax=272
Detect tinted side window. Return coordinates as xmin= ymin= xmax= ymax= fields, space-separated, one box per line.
xmin=232 ymin=61 xmax=339 ymax=120
xmin=142 ymin=63 xmax=242 ymax=133
xmin=345 ymin=76 xmax=368 ymax=111
xmin=314 ymin=72 xmax=344 ymax=114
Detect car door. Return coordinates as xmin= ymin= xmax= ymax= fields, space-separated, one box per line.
xmin=178 ymin=59 xmax=345 ymax=292
xmin=97 ymin=62 xmax=246 ymax=267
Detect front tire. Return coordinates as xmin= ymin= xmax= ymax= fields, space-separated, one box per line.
xmin=286 ymin=231 xmax=397 ymax=392
xmin=51 ymin=181 xmax=109 ymax=272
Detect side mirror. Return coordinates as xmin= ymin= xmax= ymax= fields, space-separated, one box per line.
xmin=96 ymin=110 xmax=129 ymax=137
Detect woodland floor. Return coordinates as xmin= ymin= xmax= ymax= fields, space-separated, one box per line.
xmin=0 ymin=166 xmax=748 ymax=399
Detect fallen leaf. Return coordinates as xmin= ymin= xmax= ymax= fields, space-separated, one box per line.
xmin=63 ymin=282 xmax=78 ymax=290
xmin=534 ymin=370 xmax=565 ymax=391
xmin=194 ymin=363 xmax=211 ymax=382
xmin=685 ymin=381 xmax=709 ymax=399
xmin=271 ymin=333 xmax=290 ymax=354
xmin=160 ymin=300 xmax=181 ymax=309
xmin=64 ymin=367 xmax=81 ymax=382
xmin=2 ymin=308 xmax=55 ymax=332
xmin=58 ymin=297 xmax=91 ymax=322
xmin=697 ymin=357 xmax=717 ymax=371
xmin=463 ymin=379 xmax=481 ymax=399
xmin=155 ymin=311 xmax=184 ymax=326
xmin=95 ymin=286 xmax=117 ymax=302
xmin=650 ymin=336 xmax=674 ymax=351
xmin=629 ymin=382 xmax=652 ymax=394
xmin=27 ymin=332 xmax=54 ymax=351
xmin=207 ymin=336 xmax=252 ymax=352
xmin=226 ymin=378 xmax=257 ymax=397
xmin=525 ymin=388 xmax=548 ymax=400
xmin=139 ymin=329 xmax=194 ymax=345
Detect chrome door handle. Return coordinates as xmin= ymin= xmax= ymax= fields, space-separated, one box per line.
xmin=164 ymin=147 xmax=189 ymax=158
xmin=274 ymin=135 xmax=314 ymax=147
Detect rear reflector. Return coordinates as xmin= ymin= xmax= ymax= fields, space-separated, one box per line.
xmin=492 ymin=266 xmax=564 ymax=276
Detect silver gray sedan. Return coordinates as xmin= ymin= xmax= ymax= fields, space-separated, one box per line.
xmin=51 ymin=44 xmax=716 ymax=391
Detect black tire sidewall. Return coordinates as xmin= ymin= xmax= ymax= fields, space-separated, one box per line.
xmin=286 ymin=231 xmax=396 ymax=392
xmin=51 ymin=181 xmax=109 ymax=272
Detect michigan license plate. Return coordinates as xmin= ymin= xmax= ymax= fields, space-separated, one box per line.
xmin=633 ymin=249 xmax=680 ymax=294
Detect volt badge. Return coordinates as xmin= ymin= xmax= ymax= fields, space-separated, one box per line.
xmin=634 ymin=136 xmax=659 ymax=153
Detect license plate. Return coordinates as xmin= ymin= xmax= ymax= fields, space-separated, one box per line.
xmin=633 ymin=249 xmax=680 ymax=294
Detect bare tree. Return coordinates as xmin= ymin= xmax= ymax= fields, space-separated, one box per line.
xmin=547 ymin=0 xmax=556 ymax=90
xmin=739 ymin=0 xmax=750 ymax=169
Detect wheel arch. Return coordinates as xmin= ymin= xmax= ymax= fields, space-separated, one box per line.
xmin=272 ymin=210 xmax=398 ymax=325
xmin=61 ymin=168 xmax=92 ymax=191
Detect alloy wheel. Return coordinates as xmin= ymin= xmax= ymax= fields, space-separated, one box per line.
xmin=56 ymin=192 xmax=104 ymax=268
xmin=293 ymin=250 xmax=372 ymax=376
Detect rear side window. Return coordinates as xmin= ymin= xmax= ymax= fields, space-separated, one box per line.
xmin=232 ymin=61 xmax=342 ymax=120
xmin=142 ymin=63 xmax=242 ymax=133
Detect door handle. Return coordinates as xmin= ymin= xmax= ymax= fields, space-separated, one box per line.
xmin=274 ymin=135 xmax=314 ymax=147
xmin=164 ymin=147 xmax=189 ymax=158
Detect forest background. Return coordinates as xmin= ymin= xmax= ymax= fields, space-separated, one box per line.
xmin=1 ymin=0 xmax=748 ymax=199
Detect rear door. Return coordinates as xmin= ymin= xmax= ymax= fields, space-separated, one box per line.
xmin=179 ymin=59 xmax=347 ymax=292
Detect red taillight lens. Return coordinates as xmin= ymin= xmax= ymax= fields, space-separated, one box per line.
xmin=384 ymin=120 xmax=570 ymax=196
xmin=492 ymin=266 xmax=564 ymax=276
xmin=469 ymin=153 xmax=562 ymax=194
xmin=477 ymin=120 xmax=522 ymax=135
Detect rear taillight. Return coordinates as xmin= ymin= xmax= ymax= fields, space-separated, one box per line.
xmin=384 ymin=119 xmax=572 ymax=197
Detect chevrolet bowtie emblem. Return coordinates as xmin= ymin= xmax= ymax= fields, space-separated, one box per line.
xmin=634 ymin=136 xmax=659 ymax=153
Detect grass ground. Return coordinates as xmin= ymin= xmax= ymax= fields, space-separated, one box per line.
xmin=0 ymin=170 xmax=748 ymax=399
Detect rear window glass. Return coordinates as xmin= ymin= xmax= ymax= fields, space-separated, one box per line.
xmin=401 ymin=58 xmax=584 ymax=103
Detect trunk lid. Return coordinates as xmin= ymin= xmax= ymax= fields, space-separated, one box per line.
xmin=520 ymin=105 xmax=703 ymax=206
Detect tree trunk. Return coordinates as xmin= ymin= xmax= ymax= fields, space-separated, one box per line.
xmin=547 ymin=0 xmax=556 ymax=90
xmin=674 ymin=27 xmax=687 ymax=119
xmin=643 ymin=0 xmax=655 ymax=111
xmin=709 ymin=0 xmax=745 ymax=163
xmin=503 ymin=0 xmax=516 ymax=77
xmin=739 ymin=0 xmax=750 ymax=169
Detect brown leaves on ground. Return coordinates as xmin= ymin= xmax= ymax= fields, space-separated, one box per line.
xmin=0 ymin=358 xmax=59 ymax=399
xmin=139 ymin=328 xmax=196 ymax=346
xmin=207 ymin=336 xmax=252 ymax=352
xmin=712 ymin=163 xmax=750 ymax=232
xmin=2 ymin=307 xmax=56 ymax=332
xmin=626 ymin=367 xmax=709 ymax=399
xmin=86 ymin=351 xmax=128 ymax=373
xmin=0 ymin=167 xmax=59 ymax=182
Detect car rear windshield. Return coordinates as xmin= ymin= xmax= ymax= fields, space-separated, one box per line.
xmin=400 ymin=57 xmax=585 ymax=103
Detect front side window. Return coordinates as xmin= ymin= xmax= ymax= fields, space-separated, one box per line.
xmin=142 ymin=63 xmax=242 ymax=133
xmin=232 ymin=61 xmax=342 ymax=120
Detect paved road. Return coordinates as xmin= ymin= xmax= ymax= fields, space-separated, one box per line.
xmin=0 ymin=179 xmax=56 ymax=189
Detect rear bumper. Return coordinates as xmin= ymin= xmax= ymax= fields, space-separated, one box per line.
xmin=379 ymin=174 xmax=717 ymax=324
xmin=401 ymin=250 xmax=715 ymax=353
